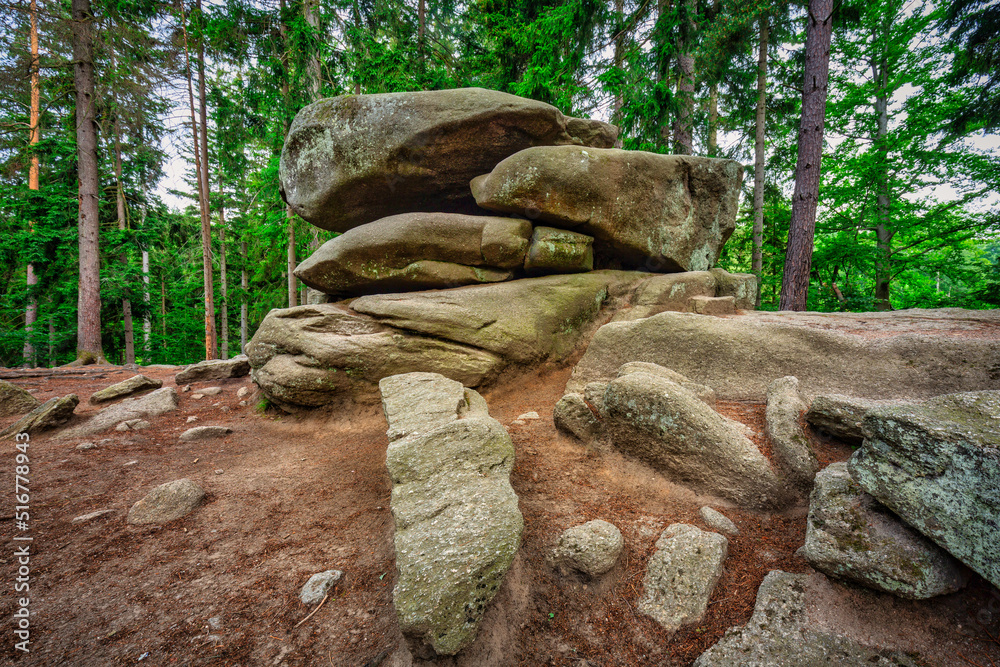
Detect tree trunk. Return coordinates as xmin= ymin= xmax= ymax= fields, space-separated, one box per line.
xmin=752 ymin=14 xmax=769 ymax=309
xmin=72 ymin=0 xmax=104 ymax=362
xmin=656 ymin=0 xmax=674 ymax=149
xmin=240 ymin=240 xmax=248 ymax=353
xmin=418 ymin=0 xmax=426 ymax=72
xmin=142 ymin=249 xmax=151 ymax=354
xmin=112 ymin=47 xmax=134 ymax=366
xmin=280 ymin=1 xmax=297 ymax=308
xmin=779 ymin=0 xmax=833 ymax=311
xmin=24 ymin=0 xmax=41 ymax=367
xmin=707 ymin=0 xmax=720 ymax=156
xmin=672 ymin=0 xmax=695 ymax=155
xmin=197 ymin=0 xmax=217 ymax=358
xmin=612 ymin=0 xmax=624 ymax=148
xmin=219 ymin=186 xmax=229 ymax=359
xmin=873 ymin=27 xmax=892 ymax=311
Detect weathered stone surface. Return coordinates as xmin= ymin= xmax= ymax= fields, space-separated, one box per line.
xmin=175 ymin=355 xmax=250 ymax=384
xmin=553 ymin=393 xmax=600 ymax=442
xmin=552 ymin=520 xmax=623 ymax=576
xmin=300 ymin=570 xmax=343 ymax=604
xmin=806 ymin=394 xmax=906 ymax=444
xmin=640 ymin=524 xmax=728 ymax=633
xmin=0 ymin=379 xmax=39 ymax=417
xmin=710 ymin=268 xmax=757 ymax=310
xmin=352 ymin=271 xmax=648 ymax=365
xmin=699 ymin=507 xmax=738 ymax=536
xmin=765 ymin=376 xmax=817 ymax=490
xmin=801 ymin=463 xmax=967 ymax=599
xmin=294 ymin=213 xmax=532 ymax=297
xmin=89 ymin=374 xmax=163 ymax=405
xmin=471 ymin=146 xmax=744 ymax=271
xmin=1 ymin=394 xmax=79 ymax=437
xmin=382 ymin=372 xmax=522 ymax=657
xmin=564 ymin=116 xmax=619 ymax=148
xmin=614 ymin=269 xmax=757 ymax=321
xmin=694 ymin=571 xmax=920 ymax=666
xmin=690 ymin=295 xmax=736 ymax=316
xmin=523 ymin=226 xmax=594 ymax=274
xmin=616 ymin=362 xmax=716 ymax=407
xmin=848 ymin=391 xmax=1000 ymax=588
xmin=602 ymin=372 xmax=787 ymax=509
xmin=379 ymin=372 xmax=470 ymax=442
xmin=60 ymin=388 xmax=178 ymax=438
xmin=247 ymin=305 xmax=502 ymax=411
xmin=179 ymin=425 xmax=233 ymax=442
xmin=279 ymin=88 xmax=607 ymax=232
xmin=567 ymin=309 xmax=1000 ymax=400
xmin=127 ymin=478 xmax=206 ymax=525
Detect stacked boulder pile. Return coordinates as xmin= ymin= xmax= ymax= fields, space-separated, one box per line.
xmin=247 ymin=87 xmax=754 ymax=410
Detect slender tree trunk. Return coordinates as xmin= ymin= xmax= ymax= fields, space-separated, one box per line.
xmin=279 ymin=1 xmax=297 ymax=308
xmin=112 ymin=48 xmax=135 ymax=365
xmin=418 ymin=0 xmax=426 ymax=72
xmin=24 ymin=0 xmax=41 ymax=367
xmin=142 ymin=249 xmax=150 ymax=353
xmin=160 ymin=275 xmax=166 ymax=356
xmin=752 ymin=14 xmax=769 ymax=309
xmin=196 ymin=0 xmax=217 ymax=358
xmin=656 ymin=0 xmax=674 ymax=149
xmin=240 ymin=239 xmax=248 ymax=353
xmin=672 ymin=0 xmax=695 ymax=155
xmin=707 ymin=0 xmax=720 ymax=156
xmin=219 ymin=186 xmax=229 ymax=359
xmin=73 ymin=0 xmax=103 ymax=362
xmin=779 ymin=0 xmax=833 ymax=311
xmin=47 ymin=306 xmax=55 ymax=367
xmin=873 ymin=48 xmax=892 ymax=310
xmin=612 ymin=0 xmax=625 ymax=148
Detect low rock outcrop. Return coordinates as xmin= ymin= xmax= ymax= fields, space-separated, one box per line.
xmin=176 ymin=355 xmax=250 ymax=384
xmin=848 ymin=391 xmax=1000 ymax=589
xmin=61 ymin=388 xmax=178 ymax=438
xmin=640 ymin=524 xmax=728 ymax=633
xmin=801 ymin=463 xmax=967 ymax=599
xmin=694 ymin=571 xmax=920 ymax=666
xmin=806 ymin=394 xmax=907 ymax=444
xmin=0 ymin=379 xmax=39 ymax=417
xmin=471 ymin=147 xmax=743 ymax=271
xmin=1 ymin=394 xmax=78 ymax=437
xmin=127 ymin=478 xmax=206 ymax=525
xmin=381 ymin=372 xmax=522 ymax=657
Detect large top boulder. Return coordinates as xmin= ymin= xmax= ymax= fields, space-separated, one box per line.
xmin=471 ymin=146 xmax=743 ymax=271
xmin=279 ymin=88 xmax=616 ymax=232
xmin=294 ymin=213 xmax=532 ymax=297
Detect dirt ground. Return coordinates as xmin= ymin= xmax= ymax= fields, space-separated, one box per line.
xmin=1 ymin=358 xmax=999 ymax=667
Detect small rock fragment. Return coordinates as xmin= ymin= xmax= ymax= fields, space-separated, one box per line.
xmin=699 ymin=507 xmax=739 ymax=536
xmin=76 ymin=442 xmax=96 ymax=450
xmin=552 ymin=520 xmax=623 ymax=576
xmin=127 ymin=478 xmax=205 ymax=525
xmin=300 ymin=570 xmax=343 ymax=604
xmin=72 ymin=509 xmax=114 ymax=524
xmin=179 ymin=426 xmax=232 ymax=442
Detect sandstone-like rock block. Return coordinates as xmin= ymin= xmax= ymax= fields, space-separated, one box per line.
xmin=552 ymin=520 xmax=623 ymax=576
xmin=806 ymin=394 xmax=906 ymax=444
xmin=381 ymin=372 xmax=522 ymax=657
xmin=0 ymin=379 xmax=39 ymax=417
xmin=640 ymin=524 xmax=727 ymax=633
xmin=60 ymin=388 xmax=178 ymax=438
xmin=602 ymin=371 xmax=788 ymax=509
xmin=801 ymin=463 xmax=967 ymax=599
xmin=523 ymin=226 xmax=594 ymax=274
xmin=175 ymin=355 xmax=250 ymax=384
xmin=294 ymin=213 xmax=532 ymax=297
xmin=89 ymin=374 xmax=163 ymax=405
xmin=471 ymin=146 xmax=743 ymax=271
xmin=694 ymin=571 xmax=920 ymax=666
xmin=699 ymin=507 xmax=738 ymax=536
xmin=1 ymin=394 xmax=79 ymax=437
xmin=127 ymin=478 xmax=206 ymax=525
xmin=280 ymin=88 xmax=613 ymax=232
xmin=553 ymin=392 xmax=600 ymax=442
xmin=765 ymin=376 xmax=817 ymax=491
xmin=848 ymin=391 xmax=1000 ymax=589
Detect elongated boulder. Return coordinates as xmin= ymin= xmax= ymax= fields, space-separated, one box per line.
xmin=246 ymin=306 xmax=502 ymax=411
xmin=801 ymin=463 xmax=967 ymax=599
xmin=1 ymin=394 xmax=78 ymax=437
xmin=381 ymin=372 xmax=522 ymax=657
xmin=640 ymin=524 xmax=728 ymax=633
xmin=280 ymin=88 xmax=615 ymax=232
xmin=0 ymin=380 xmax=39 ymax=417
xmin=60 ymin=388 xmax=178 ymax=438
xmin=567 ymin=309 xmax=1000 ymax=399
xmin=294 ymin=213 xmax=532 ymax=297
xmin=89 ymin=374 xmax=163 ymax=405
xmin=175 ymin=355 xmax=250 ymax=384
xmin=471 ymin=146 xmax=743 ymax=271
xmin=127 ymin=478 xmax=205 ymax=525
xmin=765 ymin=376 xmax=817 ymax=490
xmin=848 ymin=391 xmax=1000 ymax=589
xmin=601 ymin=371 xmax=789 ymax=509
xmin=806 ymin=394 xmax=907 ymax=444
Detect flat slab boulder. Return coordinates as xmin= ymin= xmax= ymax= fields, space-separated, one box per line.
xmin=280 ymin=88 xmax=614 ymax=232
xmin=602 ymin=370 xmax=789 ymax=509
xmin=0 ymin=379 xmax=40 ymax=417
xmin=848 ymin=391 xmax=1000 ymax=589
xmin=471 ymin=147 xmax=743 ymax=271
xmin=640 ymin=524 xmax=727 ymax=633
xmin=89 ymin=374 xmax=163 ymax=404
xmin=567 ymin=309 xmax=1000 ymax=400
xmin=806 ymin=394 xmax=908 ymax=444
xmin=246 ymin=305 xmax=503 ymax=411
xmin=1 ymin=394 xmax=78 ymax=437
xmin=60 ymin=388 xmax=178 ymax=438
xmin=175 ymin=355 xmax=250 ymax=384
xmin=294 ymin=213 xmax=532 ymax=297
xmin=381 ymin=372 xmax=522 ymax=657
xmin=694 ymin=571 xmax=920 ymax=666
xmin=127 ymin=478 xmax=205 ymax=525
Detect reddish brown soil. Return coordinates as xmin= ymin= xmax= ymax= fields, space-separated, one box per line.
xmin=0 ymin=363 xmax=997 ymax=667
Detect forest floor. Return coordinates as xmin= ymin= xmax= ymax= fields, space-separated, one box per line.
xmin=1 ymin=351 xmax=999 ymax=667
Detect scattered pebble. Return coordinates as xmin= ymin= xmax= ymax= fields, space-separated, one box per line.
xmin=236 ymin=386 xmax=250 ymax=398
xmin=191 ymin=393 xmax=205 ymax=399
xmin=300 ymin=570 xmax=343 ymax=604
xmin=214 ymin=469 xmax=224 ymax=475
xmin=517 ymin=411 xmax=540 ymax=420
xmin=699 ymin=506 xmax=739 ymax=536
xmin=72 ymin=509 xmax=114 ymax=524
xmin=199 ymin=387 xmax=223 ymax=396
xmin=76 ymin=442 xmax=97 ymax=451
xmin=186 ymin=416 xmax=198 ymax=423
xmin=124 ymin=460 xmax=138 ymax=467
xmin=512 ymin=419 xmax=526 ymax=426
xmin=181 ymin=385 xmax=191 ymax=393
